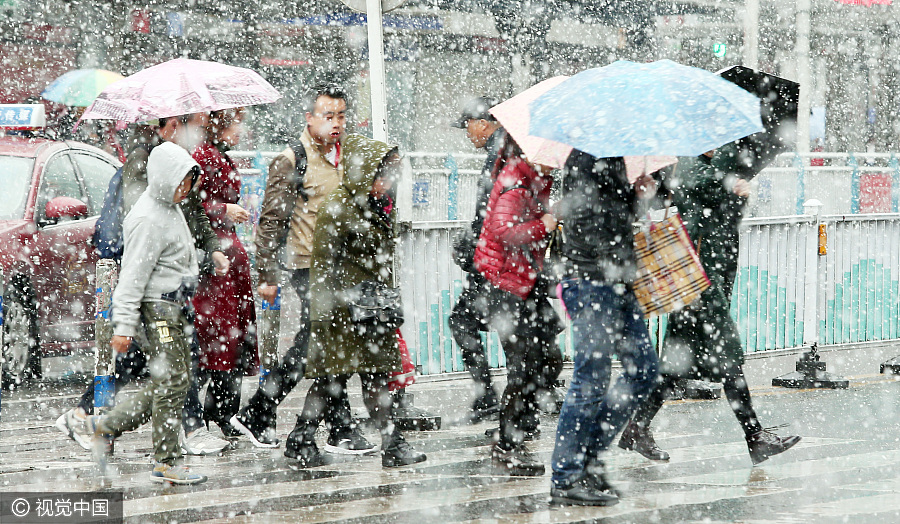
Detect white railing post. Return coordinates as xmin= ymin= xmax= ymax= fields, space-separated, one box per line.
xmin=802 ymin=199 xmax=824 ymax=346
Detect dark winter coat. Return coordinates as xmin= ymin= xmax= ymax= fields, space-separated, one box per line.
xmin=661 ymin=152 xmax=748 ymax=380
xmin=304 ymin=135 xmax=401 ymax=378
xmin=191 ymin=141 xmax=259 ymax=374
xmin=558 ymin=152 xmax=638 ymax=284
xmin=474 ymin=158 xmax=553 ymax=299
xmin=469 ymin=128 xmax=507 ymax=246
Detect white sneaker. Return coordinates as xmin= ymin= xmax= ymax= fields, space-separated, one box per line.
xmin=56 ymin=408 xmax=92 ymax=450
xmin=182 ymin=427 xmax=230 ymax=455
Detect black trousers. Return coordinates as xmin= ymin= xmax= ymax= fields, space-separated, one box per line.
xmin=183 ymin=345 xmax=242 ymax=434
xmin=297 ymin=373 xmax=392 ymax=443
xmin=631 ymin=365 xmax=763 ymax=438
xmin=241 ymin=268 xmax=352 ymax=433
xmin=448 ymin=272 xmax=494 ymax=396
xmin=488 ymin=286 xmax=564 ymax=449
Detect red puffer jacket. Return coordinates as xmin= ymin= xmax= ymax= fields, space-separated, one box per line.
xmin=474 ymin=158 xmax=553 ymax=299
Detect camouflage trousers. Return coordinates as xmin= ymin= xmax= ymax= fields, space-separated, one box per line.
xmin=101 ymin=301 xmax=191 ymax=465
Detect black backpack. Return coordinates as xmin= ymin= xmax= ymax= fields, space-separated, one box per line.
xmin=271 ymin=141 xmax=309 ymax=260
xmin=91 ymin=164 xmax=127 ymax=261
xmin=288 ymin=140 xmax=309 ymax=201
xmin=91 ymin=144 xmax=151 ymax=261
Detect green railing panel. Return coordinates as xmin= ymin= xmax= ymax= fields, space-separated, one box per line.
xmin=430 ymin=304 xmax=442 ymax=375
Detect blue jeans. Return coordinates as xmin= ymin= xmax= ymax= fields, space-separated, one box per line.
xmin=550 ymin=278 xmax=659 ymax=489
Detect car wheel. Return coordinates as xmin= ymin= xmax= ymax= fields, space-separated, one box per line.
xmin=2 ymin=276 xmax=41 ymax=386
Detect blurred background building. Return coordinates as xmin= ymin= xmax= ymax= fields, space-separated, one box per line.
xmin=0 ymin=0 xmax=897 ymax=154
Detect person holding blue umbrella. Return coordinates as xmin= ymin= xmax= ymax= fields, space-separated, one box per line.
xmin=548 ymin=151 xmax=661 ymax=506
xmin=528 ymin=60 xmax=769 ymax=506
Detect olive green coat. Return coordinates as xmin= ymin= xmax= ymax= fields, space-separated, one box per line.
xmin=304 ymin=135 xmax=401 ymax=378
xmin=661 ymin=150 xmax=747 ymax=381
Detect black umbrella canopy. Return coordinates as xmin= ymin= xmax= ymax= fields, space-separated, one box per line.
xmin=715 ymin=66 xmax=801 ymax=179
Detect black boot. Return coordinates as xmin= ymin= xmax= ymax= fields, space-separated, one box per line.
xmin=617 ymin=421 xmax=670 ymax=461
xmin=550 ymin=477 xmax=619 ymax=507
xmin=747 ymin=428 xmax=801 ymax=465
xmin=284 ymin=421 xmax=329 ymax=467
xmin=469 ymin=390 xmax=500 ymax=423
xmin=491 ymin=443 xmax=545 ymax=476
xmin=382 ymin=429 xmax=427 ymax=468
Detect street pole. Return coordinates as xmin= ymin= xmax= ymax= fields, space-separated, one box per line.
xmin=796 ymin=0 xmax=812 ymax=153
xmin=743 ymin=0 xmax=759 ymax=69
xmin=366 ymin=0 xmax=389 ymax=142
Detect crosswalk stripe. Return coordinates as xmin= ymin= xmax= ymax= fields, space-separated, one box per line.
xmin=455 ymin=484 xmax=794 ymax=523
xmin=192 ymin=478 xmax=549 ymax=524
xmin=124 ymin=472 xmax=440 ymax=518
xmin=796 ymin=493 xmax=900 ymax=518
xmin=659 ymin=448 xmax=900 ymax=486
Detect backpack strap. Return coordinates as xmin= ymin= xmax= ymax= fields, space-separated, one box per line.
xmin=288 ymin=141 xmax=309 ymax=202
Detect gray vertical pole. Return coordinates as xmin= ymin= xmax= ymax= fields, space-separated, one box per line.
xmin=743 ymin=0 xmax=759 ymax=69
xmin=94 ymin=260 xmax=117 ymax=414
xmin=796 ymin=0 xmax=812 ymax=153
xmin=366 ymin=0 xmax=389 ymax=142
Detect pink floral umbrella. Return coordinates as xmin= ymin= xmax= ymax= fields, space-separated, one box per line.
xmin=80 ymin=58 xmax=281 ymax=122
xmin=489 ymin=76 xmax=573 ymax=169
xmin=490 ymin=76 xmax=676 ymax=183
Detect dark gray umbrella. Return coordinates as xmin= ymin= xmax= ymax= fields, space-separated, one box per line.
xmin=715 ymin=66 xmax=800 ymax=179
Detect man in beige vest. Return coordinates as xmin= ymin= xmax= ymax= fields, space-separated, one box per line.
xmin=230 ymin=85 xmax=374 ymax=456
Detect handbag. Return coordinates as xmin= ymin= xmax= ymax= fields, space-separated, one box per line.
xmin=632 ymin=206 xmax=710 ymax=318
xmin=343 ymin=280 xmax=404 ymax=329
xmin=388 ymin=330 xmax=416 ymax=392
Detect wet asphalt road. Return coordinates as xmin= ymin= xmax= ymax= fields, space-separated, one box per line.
xmin=1 ymin=366 xmax=900 ymax=523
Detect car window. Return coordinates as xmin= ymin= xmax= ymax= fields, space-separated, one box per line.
xmin=38 ymin=153 xmax=84 ymax=221
xmin=0 ymin=156 xmax=34 ymax=220
xmin=71 ymin=153 xmax=117 ymax=215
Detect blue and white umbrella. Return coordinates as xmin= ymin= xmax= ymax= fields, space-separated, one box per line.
xmin=528 ymin=60 xmax=764 ymax=158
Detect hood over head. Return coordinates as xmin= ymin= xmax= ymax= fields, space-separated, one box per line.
xmin=145 ymin=141 xmax=199 ymax=204
xmin=341 ymin=134 xmax=399 ymax=204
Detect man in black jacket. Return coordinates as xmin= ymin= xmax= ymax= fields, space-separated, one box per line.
xmin=447 ymin=96 xmax=505 ymax=421
xmin=549 ymin=152 xmax=659 ymax=506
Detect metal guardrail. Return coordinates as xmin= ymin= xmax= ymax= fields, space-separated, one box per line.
xmin=234 ymin=150 xmax=900 ymax=220
xmin=231 ymin=149 xmax=900 ymax=374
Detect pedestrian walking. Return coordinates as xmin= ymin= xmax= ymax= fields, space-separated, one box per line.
xmin=620 ymin=149 xmax=801 ymax=465
xmin=83 ymin=141 xmax=208 ymax=485
xmin=230 ymin=85 xmax=373 ymax=455
xmin=472 ymin=135 xmax=563 ymax=476
xmin=447 ymin=96 xmax=506 ymax=422
xmin=284 ymin=135 xmax=427 ymax=468
xmin=56 ymin=117 xmax=233 ymax=457
xmin=549 ymin=152 xmax=660 ymax=506
xmin=187 ymin=107 xmax=260 ymax=440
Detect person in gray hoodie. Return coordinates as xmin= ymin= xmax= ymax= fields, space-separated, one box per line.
xmin=85 ymin=141 xmax=208 ymax=485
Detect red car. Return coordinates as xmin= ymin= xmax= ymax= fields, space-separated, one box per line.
xmin=1 ymin=108 xmax=120 ymax=384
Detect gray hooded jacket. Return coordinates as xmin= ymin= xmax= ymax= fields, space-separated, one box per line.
xmin=112 ymin=142 xmax=200 ymax=337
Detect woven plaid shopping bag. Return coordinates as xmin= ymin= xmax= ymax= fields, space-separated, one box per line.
xmin=632 ymin=207 xmax=710 ymax=318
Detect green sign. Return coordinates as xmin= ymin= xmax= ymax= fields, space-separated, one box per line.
xmin=712 ymin=43 xmax=727 ymax=58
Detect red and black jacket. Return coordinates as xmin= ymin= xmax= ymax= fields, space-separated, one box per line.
xmin=473 ymin=158 xmax=553 ymax=299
